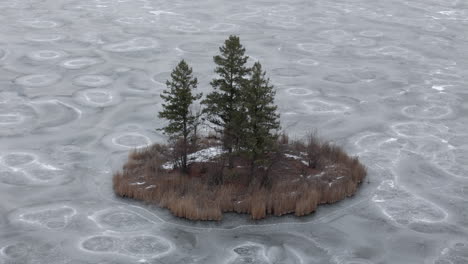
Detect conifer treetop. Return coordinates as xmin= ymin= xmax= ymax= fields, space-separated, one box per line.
xmin=158 ymin=59 xmax=202 ymax=137
xmin=241 ymin=61 xmax=280 ymax=161
xmin=211 ymin=35 xmax=250 ymax=89
xmin=202 ymin=35 xmax=251 ymax=139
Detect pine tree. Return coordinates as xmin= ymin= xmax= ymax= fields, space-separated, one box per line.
xmin=202 ymin=35 xmax=251 ymax=168
xmin=241 ymin=62 xmax=280 ymax=173
xmin=158 ymin=60 xmax=202 ymax=172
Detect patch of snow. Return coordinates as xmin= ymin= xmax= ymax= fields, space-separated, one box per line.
xmin=284 ymin=153 xmax=301 ymax=159
xmin=188 ymin=147 xmax=225 ymax=162
xmin=161 ymin=163 xmax=172 ymax=170
xmin=308 ymin=171 xmax=325 ymax=179
xmin=284 ymin=153 xmax=309 ymax=165
xmin=162 ymin=147 xmax=225 ymax=170
xmin=161 ymin=162 xmax=173 ymax=170
xmin=130 ymin=181 xmax=146 ymax=185
xmin=145 ymin=185 xmax=156 ymax=189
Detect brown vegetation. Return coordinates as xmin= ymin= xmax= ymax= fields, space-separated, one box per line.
xmin=113 ymin=134 xmax=366 ymax=220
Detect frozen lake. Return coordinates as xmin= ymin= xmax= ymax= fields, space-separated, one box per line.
xmin=1 ymin=0 xmax=468 ymax=263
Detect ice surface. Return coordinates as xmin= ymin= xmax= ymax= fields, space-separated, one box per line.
xmin=1 ymin=0 xmax=467 ymax=263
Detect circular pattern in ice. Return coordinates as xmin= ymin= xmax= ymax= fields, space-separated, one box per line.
xmin=123 ymin=236 xmax=171 ymax=256
xmin=297 ymin=43 xmax=335 ymax=54
xmin=286 ymin=87 xmax=316 ymax=96
xmin=177 ymin=41 xmax=219 ymax=54
xmin=209 ymin=23 xmax=239 ymax=32
xmin=1 ymin=152 xmax=36 ymax=167
xmin=26 ymin=50 xmax=67 ymax=61
xmin=0 ymin=114 xmax=24 ymax=125
xmin=351 ymin=69 xmax=380 ymax=81
xmin=271 ymin=67 xmax=306 ymax=77
xmin=391 ymin=122 xmax=447 ymax=137
xmin=112 ymin=133 xmax=151 ymax=148
xmin=2 ymin=242 xmax=29 ymax=258
xmin=115 ymin=17 xmax=151 ymax=25
xmin=349 ymin=37 xmax=376 ymax=47
xmin=434 ymin=147 xmax=468 ymax=178
xmin=102 ymin=131 xmax=152 ymax=150
xmin=14 ymin=74 xmax=61 ymax=87
xmin=424 ymin=22 xmax=446 ymax=32
xmin=229 ymin=244 xmax=269 ymax=264
xmin=170 ymin=24 xmax=200 ymax=33
xmin=0 ymin=102 xmax=39 ymax=136
xmin=405 ymin=137 xmax=450 ymax=159
xmin=317 ymin=29 xmax=353 ymax=43
xmin=372 ymin=180 xmax=448 ymax=225
xmin=376 ymin=46 xmax=410 ymax=57
xmin=359 ymin=30 xmax=383 ymax=37
xmin=9 ymin=99 xmax=79 ymax=134
xmin=424 ymin=92 xmax=460 ymax=104
xmin=60 ymin=57 xmax=103 ymax=69
xmin=14 ymin=205 xmax=76 ymax=229
xmin=356 ymin=151 xmax=398 ymax=171
xmin=353 ymin=133 xmax=407 ymax=154
xmin=302 ymin=99 xmax=350 ymax=113
xmin=401 ymin=104 xmax=452 ymax=119
xmin=297 ymin=58 xmax=319 ymax=66
xmin=89 ymin=208 xmax=153 ymax=231
xmin=81 ymin=236 xmax=120 ymax=252
xmin=267 ymin=18 xmax=301 ymax=29
xmin=73 ymin=75 xmax=113 ymax=87
xmin=102 ymin=38 xmax=159 ymax=53
xmin=24 ymin=33 xmax=65 ymax=42
xmin=20 ymin=19 xmax=61 ymax=29
xmin=323 ymin=73 xmax=358 ymax=84
xmin=0 ymin=170 xmax=30 ymax=186
xmin=0 ymin=150 xmax=73 ymax=186
xmin=152 ymin=71 xmax=170 ymax=86
xmin=74 ymin=88 xmax=121 ymax=107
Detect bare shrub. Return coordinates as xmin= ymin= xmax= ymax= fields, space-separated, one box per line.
xmin=278 ymin=133 xmax=289 ymax=145
xmin=305 ymin=131 xmax=322 ymax=169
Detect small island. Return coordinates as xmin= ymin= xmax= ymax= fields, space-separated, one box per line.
xmin=113 ymin=35 xmax=366 ymax=220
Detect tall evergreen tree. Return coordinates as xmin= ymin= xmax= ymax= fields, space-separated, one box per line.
xmin=158 ymin=60 xmax=202 ymax=172
xmin=241 ymin=62 xmax=280 ymax=173
xmin=202 ymin=35 xmax=251 ymax=168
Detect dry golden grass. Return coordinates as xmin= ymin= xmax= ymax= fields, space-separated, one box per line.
xmin=113 ymin=135 xmax=367 ymax=221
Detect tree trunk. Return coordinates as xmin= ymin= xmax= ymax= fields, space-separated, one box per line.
xmin=228 ymin=147 xmax=234 ymax=169
xmin=249 ymin=157 xmax=255 ymax=178
xmin=182 ymin=122 xmax=188 ymax=173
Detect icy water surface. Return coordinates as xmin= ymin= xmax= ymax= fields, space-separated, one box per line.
xmin=1 ymin=0 xmax=468 ymax=263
